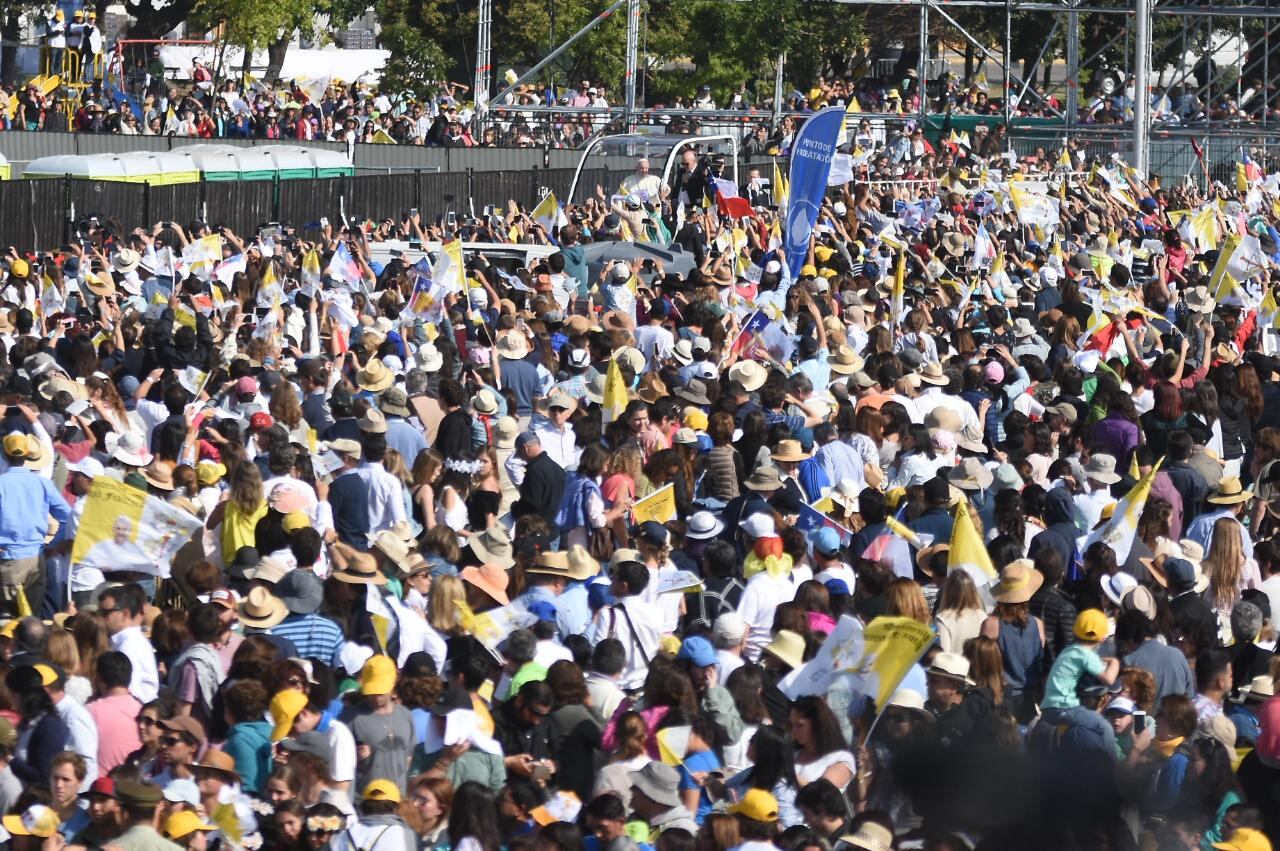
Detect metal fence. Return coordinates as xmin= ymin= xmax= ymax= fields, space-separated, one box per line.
xmin=0 ymin=166 xmax=658 ymax=249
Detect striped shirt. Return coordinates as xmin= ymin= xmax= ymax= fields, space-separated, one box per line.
xmin=270 ymin=614 xmax=344 ymax=666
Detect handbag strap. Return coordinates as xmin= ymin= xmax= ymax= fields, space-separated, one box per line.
xmin=615 ymin=602 xmax=651 ymax=667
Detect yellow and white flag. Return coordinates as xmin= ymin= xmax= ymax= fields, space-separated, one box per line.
xmin=1009 ymin=182 xmax=1060 ymax=232
xmin=301 ymin=250 xmax=323 ymax=286
xmin=656 ymin=725 xmax=692 ymax=766
xmin=948 ymin=498 xmax=997 ymax=583
xmin=71 ymin=477 xmax=203 ymax=578
xmin=773 ymin=160 xmax=789 ymax=210
xmin=530 ymin=192 xmax=568 ymax=231
xmin=602 ymin=356 xmax=628 ymax=425
xmin=432 ymin=239 xmax=466 ymax=295
xmin=181 ymin=235 xmax=222 ymax=281
xmin=1084 ymin=459 xmax=1161 ymax=563
xmin=779 ymin=614 xmax=936 ymax=706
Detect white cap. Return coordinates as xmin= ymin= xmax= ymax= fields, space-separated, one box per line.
xmin=739 ymin=513 xmax=776 ymax=539
xmin=1105 ymin=696 xmax=1136 ymax=715
xmin=66 ymin=457 xmax=105 ymax=478
xmin=712 ymin=612 xmax=747 ymax=646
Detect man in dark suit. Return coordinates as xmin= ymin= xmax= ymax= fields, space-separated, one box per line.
xmin=740 ymin=166 xmax=772 ymax=208
xmin=511 ymin=432 xmax=565 ymax=532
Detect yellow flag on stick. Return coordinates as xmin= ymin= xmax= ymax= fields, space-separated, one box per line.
xmin=1084 ymin=459 xmax=1162 ymax=563
xmin=947 ymin=499 xmax=996 ymax=582
xmin=891 ymin=250 xmax=905 ymax=317
xmin=602 ymin=356 xmax=628 ymax=425
xmin=14 ymin=585 xmax=30 ymax=618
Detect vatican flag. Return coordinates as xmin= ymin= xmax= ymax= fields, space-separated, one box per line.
xmin=1084 ymin=460 xmax=1161 ymax=563
xmin=601 ymin=356 xmax=628 ymax=425
xmin=948 ymin=499 xmax=997 ymax=583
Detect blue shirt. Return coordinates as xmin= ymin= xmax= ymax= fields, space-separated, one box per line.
xmin=1185 ymin=509 xmax=1253 ymax=560
xmin=0 ymin=467 xmax=71 ymax=559
xmin=269 ymin=613 xmax=345 ymax=666
xmin=678 ymin=749 xmax=721 ymax=824
xmin=796 ymin=349 xmax=831 ymax=391
xmin=500 ymin=358 xmax=542 ymax=417
xmin=384 ymin=418 xmax=428 ymax=468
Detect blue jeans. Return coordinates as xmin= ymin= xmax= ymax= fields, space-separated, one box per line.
xmin=1042 ymin=704 xmax=1117 ymax=756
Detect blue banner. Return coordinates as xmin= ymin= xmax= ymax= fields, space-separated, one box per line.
xmin=785 ymin=106 xmax=847 ymax=279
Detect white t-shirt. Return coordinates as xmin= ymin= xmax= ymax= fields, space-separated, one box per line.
xmin=795 ymin=749 xmax=857 ymax=791
xmin=738 ymin=572 xmax=798 ymax=660
xmin=634 ymin=324 xmax=675 ymax=366
xmin=327 ymin=718 xmax=358 ymax=784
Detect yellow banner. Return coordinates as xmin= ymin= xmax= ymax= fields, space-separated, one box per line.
xmin=71 ymin=477 xmax=203 ymax=577
xmin=632 ymin=484 xmax=676 ymax=524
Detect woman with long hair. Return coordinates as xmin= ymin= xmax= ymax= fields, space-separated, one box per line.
xmin=124 ymin=699 xmax=172 ymax=779
xmin=46 ymin=630 xmax=91 ymax=705
xmin=885 ymin=578 xmax=930 ymax=625
xmin=1141 ymin=380 xmax=1188 ymax=459
xmin=72 ymin=612 xmax=110 ymax=689
xmin=887 ymin=423 xmax=941 ymax=488
xmin=935 ymin=570 xmax=987 ymax=653
xmin=411 ymin=449 xmax=445 ymax=532
xmin=789 ymin=695 xmax=856 ymax=791
xmin=381 ymin=448 xmax=418 ymax=534
xmin=963 ymin=636 xmax=1005 ymax=707
xmin=7 ymin=665 xmax=70 ymax=784
xmin=1047 ymin=315 xmax=1081 ymax=373
xmin=270 ymin=382 xmax=309 ymax=446
xmin=1178 ymin=737 xmax=1244 ymax=847
xmin=428 ymin=575 xmax=468 ymax=636
xmin=736 ymin=411 xmax=770 ymax=483
xmin=723 ymin=725 xmax=802 ymax=827
xmin=436 ymin=451 xmax=477 ymax=544
xmin=469 ymin=447 xmax=503 ymax=532
xmin=85 ymin=374 xmax=132 ymax=436
xmin=448 ymin=782 xmax=503 ymax=851
xmin=981 ymin=560 xmax=1045 ymax=723
xmin=208 ymin=460 xmax=267 ymax=562
xmin=557 ymin=444 xmax=630 ymax=550
xmin=406 ymin=775 xmax=453 ymax=849
xmin=1204 ymin=517 xmax=1259 ymax=619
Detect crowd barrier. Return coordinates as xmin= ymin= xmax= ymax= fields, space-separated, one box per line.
xmin=0 ymin=165 xmax=647 ymax=249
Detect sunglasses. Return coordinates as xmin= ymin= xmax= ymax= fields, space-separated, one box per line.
xmin=138 ymin=717 xmax=158 ymax=727
xmin=160 ymin=736 xmax=184 ymax=747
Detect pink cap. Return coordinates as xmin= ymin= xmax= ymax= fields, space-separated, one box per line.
xmin=235 ymin=376 xmax=259 ymax=395
xmin=983 ymin=361 xmax=1006 ymax=384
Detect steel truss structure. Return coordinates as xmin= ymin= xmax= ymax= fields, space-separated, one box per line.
xmin=471 ymin=0 xmax=1280 ymax=177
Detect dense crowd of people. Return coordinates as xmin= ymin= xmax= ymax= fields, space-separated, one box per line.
xmin=0 ymin=112 xmax=1279 ymax=851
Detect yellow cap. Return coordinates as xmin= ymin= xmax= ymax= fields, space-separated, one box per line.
xmin=32 ymin=664 xmax=58 ymax=686
xmin=269 ymin=689 xmax=308 ymax=742
xmin=814 ymin=245 xmax=835 ymax=263
xmin=1212 ymin=829 xmax=1273 ymax=851
xmin=360 ymin=655 xmax=397 ymax=695
xmin=363 ymin=779 xmax=401 ymax=803
xmin=1074 ymin=608 xmax=1108 ymax=642
xmin=3 ymin=805 xmax=59 ymax=838
xmin=726 ymin=789 xmax=779 ymax=823
xmin=282 ymin=511 xmax=311 ymax=533
xmin=163 ymin=811 xmax=216 ymax=840
xmin=682 ymin=408 xmax=708 ymax=431
xmin=800 ymin=263 xmax=818 ymax=278
xmin=2 ymin=433 xmax=28 ymax=458
xmin=9 ymin=259 xmax=28 ymax=278
xmin=196 ymin=461 xmax=226 ymax=486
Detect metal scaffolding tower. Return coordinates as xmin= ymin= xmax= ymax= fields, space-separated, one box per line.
xmin=474 ymin=0 xmax=493 ymax=117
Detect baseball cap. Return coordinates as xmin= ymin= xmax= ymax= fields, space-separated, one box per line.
xmin=3 ymin=805 xmax=59 ymax=838
xmin=249 ymin=412 xmax=274 ymax=431
xmin=1074 ymin=608 xmax=1108 ymax=642
xmin=1165 ymin=557 xmax=1198 ymax=590
xmin=361 ymin=654 xmax=397 ymax=695
xmin=363 ymin=779 xmax=402 ymax=803
xmin=1105 ymin=696 xmax=1136 ymax=715
xmin=67 ymin=456 xmax=105 ymax=478
xmin=163 ymin=811 xmax=216 ymax=840
xmin=810 ymin=526 xmax=841 ymax=556
xmin=726 ymin=789 xmax=779 ymax=823
xmin=235 ymin=376 xmax=259 ymax=395
xmin=1212 ymin=829 xmax=1272 ymax=851
xmin=269 ymin=689 xmax=309 ymax=741
xmin=712 ymin=613 xmax=747 ymax=646
xmin=279 ymin=730 xmax=332 ymax=762
xmin=677 ymin=636 xmax=716 ymax=667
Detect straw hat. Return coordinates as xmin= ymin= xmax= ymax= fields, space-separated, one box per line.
xmin=111 ymin=249 xmax=140 ymax=274
xmin=1234 ymin=674 xmax=1276 ymax=703
xmin=991 ymin=559 xmax=1043 ymax=604
xmin=918 ymin=362 xmax=949 ymax=385
xmin=331 ymin=548 xmax=387 ymax=585
xmin=829 ymin=345 xmax=864 ymax=375
xmin=497 ymin=333 xmax=530 ymax=360
xmin=355 ymin=359 xmax=394 ymax=393
xmin=728 ymin=360 xmax=768 ymax=392
xmin=771 ymin=439 xmax=810 ymax=463
xmin=238 ymin=586 xmax=288 ymax=629
xmin=141 ymin=461 xmax=174 ymax=491
xmin=615 ymin=347 xmax=646 ymax=376
xmin=914 ymin=543 xmax=950 ymax=577
xmin=1207 ymin=477 xmax=1253 ymax=505
xmin=636 ymin=373 xmax=668 ymax=404
xmin=762 ymin=630 xmax=805 ymax=670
